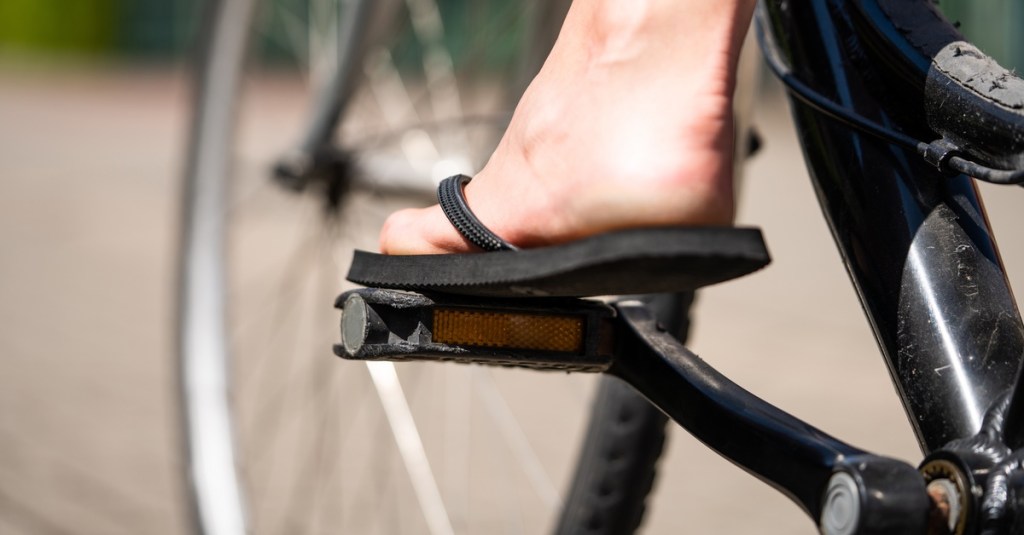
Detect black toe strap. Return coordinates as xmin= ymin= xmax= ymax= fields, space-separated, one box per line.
xmin=437 ymin=175 xmax=518 ymax=252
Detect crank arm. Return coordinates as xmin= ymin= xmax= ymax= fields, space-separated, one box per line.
xmin=609 ymin=301 xmax=930 ymax=533
xmin=336 ymin=288 xmax=933 ymax=533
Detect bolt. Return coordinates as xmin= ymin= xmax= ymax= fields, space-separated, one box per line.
xmin=821 ymin=472 xmax=860 ymax=535
xmin=927 ymin=479 xmax=960 ymax=534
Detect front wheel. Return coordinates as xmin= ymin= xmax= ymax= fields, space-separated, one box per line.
xmin=175 ymin=0 xmax=670 ymax=533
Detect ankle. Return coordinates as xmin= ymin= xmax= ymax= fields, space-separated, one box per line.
xmin=559 ymin=0 xmax=755 ymax=79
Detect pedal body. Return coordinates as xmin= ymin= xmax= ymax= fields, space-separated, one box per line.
xmin=335 ymin=288 xmax=615 ymax=372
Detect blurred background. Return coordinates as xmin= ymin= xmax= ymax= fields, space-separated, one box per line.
xmin=0 ymin=1 xmax=1021 ymax=534
xmin=0 ymin=0 xmax=1019 ymax=65
xmin=0 ymin=0 xmax=195 ymax=59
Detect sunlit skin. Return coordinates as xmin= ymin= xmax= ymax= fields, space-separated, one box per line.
xmin=380 ymin=0 xmax=758 ymax=254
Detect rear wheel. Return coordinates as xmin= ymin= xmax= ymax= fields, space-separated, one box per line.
xmin=176 ymin=0 xmax=670 ymax=533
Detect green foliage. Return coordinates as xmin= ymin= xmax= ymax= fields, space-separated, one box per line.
xmin=0 ymin=0 xmax=198 ymax=58
xmin=0 ymin=0 xmax=118 ymax=53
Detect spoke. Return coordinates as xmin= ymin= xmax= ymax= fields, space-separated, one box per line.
xmin=366 ymin=361 xmax=455 ymax=535
xmin=472 ymin=368 xmax=561 ymax=510
xmin=363 ymin=47 xmax=441 ymax=180
xmin=241 ymin=216 xmax=339 ymax=446
xmin=235 ymin=226 xmax=321 ymax=406
xmin=499 ymin=453 xmax=528 ymax=535
xmin=246 ymin=269 xmax=317 ymax=527
xmin=444 ymin=365 xmax=472 ymax=531
xmin=275 ymin=354 xmax=339 ymax=533
xmin=278 ymin=245 xmax=345 ymax=533
xmin=403 ymin=0 xmax=474 ymax=180
xmin=275 ymin=3 xmax=311 ymax=67
xmin=309 ymin=372 xmax=347 ymax=534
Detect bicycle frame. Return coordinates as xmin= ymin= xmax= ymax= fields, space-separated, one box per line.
xmin=648 ymin=0 xmax=1024 ymax=528
xmin=763 ymin=0 xmax=1024 ymax=454
xmin=656 ymin=0 xmax=1024 ymax=528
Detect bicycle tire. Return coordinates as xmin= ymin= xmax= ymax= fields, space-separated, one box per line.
xmin=867 ymin=0 xmax=1024 ymax=171
xmin=556 ymin=377 xmax=669 ymax=535
xmin=176 ymin=0 xmax=671 ymax=533
xmin=555 ymin=293 xmax=699 ymax=535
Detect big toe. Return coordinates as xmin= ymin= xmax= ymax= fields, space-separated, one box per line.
xmin=379 ymin=205 xmax=474 ymax=255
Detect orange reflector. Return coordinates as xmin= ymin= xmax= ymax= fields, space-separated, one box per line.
xmin=433 ymin=308 xmax=584 ymax=353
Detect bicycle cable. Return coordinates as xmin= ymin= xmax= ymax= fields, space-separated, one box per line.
xmin=755 ymin=20 xmax=1024 ymax=186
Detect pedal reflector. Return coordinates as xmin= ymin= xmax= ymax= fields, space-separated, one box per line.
xmin=433 ymin=308 xmax=584 ymax=353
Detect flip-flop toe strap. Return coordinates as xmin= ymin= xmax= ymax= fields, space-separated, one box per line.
xmin=437 ymin=174 xmax=518 ymax=252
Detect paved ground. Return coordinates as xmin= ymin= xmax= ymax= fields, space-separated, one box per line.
xmin=2 ymin=65 xmax=1024 ymax=534
xmin=0 ymin=66 xmax=189 ymax=534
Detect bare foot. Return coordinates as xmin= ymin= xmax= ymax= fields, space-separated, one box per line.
xmin=380 ymin=0 xmax=756 ymax=254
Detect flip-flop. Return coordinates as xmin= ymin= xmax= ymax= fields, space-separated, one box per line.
xmin=347 ymin=175 xmax=770 ymax=298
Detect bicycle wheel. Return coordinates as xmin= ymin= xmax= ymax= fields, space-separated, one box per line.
xmin=177 ymin=0 xmax=668 ymax=533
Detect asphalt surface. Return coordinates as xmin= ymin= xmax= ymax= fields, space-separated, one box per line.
xmin=3 ymin=65 xmax=1024 ymax=534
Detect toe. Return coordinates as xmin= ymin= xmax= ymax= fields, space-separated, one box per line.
xmin=379 ymin=205 xmax=475 ymax=254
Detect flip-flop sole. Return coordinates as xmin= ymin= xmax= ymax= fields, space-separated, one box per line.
xmin=347 ymin=227 xmax=770 ymax=298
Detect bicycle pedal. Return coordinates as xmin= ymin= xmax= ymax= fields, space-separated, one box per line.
xmin=335 ymin=288 xmax=616 ymax=372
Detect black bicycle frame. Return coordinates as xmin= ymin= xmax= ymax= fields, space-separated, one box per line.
xmin=761 ymin=0 xmax=1024 ymax=453
xmin=623 ymin=0 xmax=1024 ymax=517
xmin=615 ymin=1 xmax=1024 ymax=528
